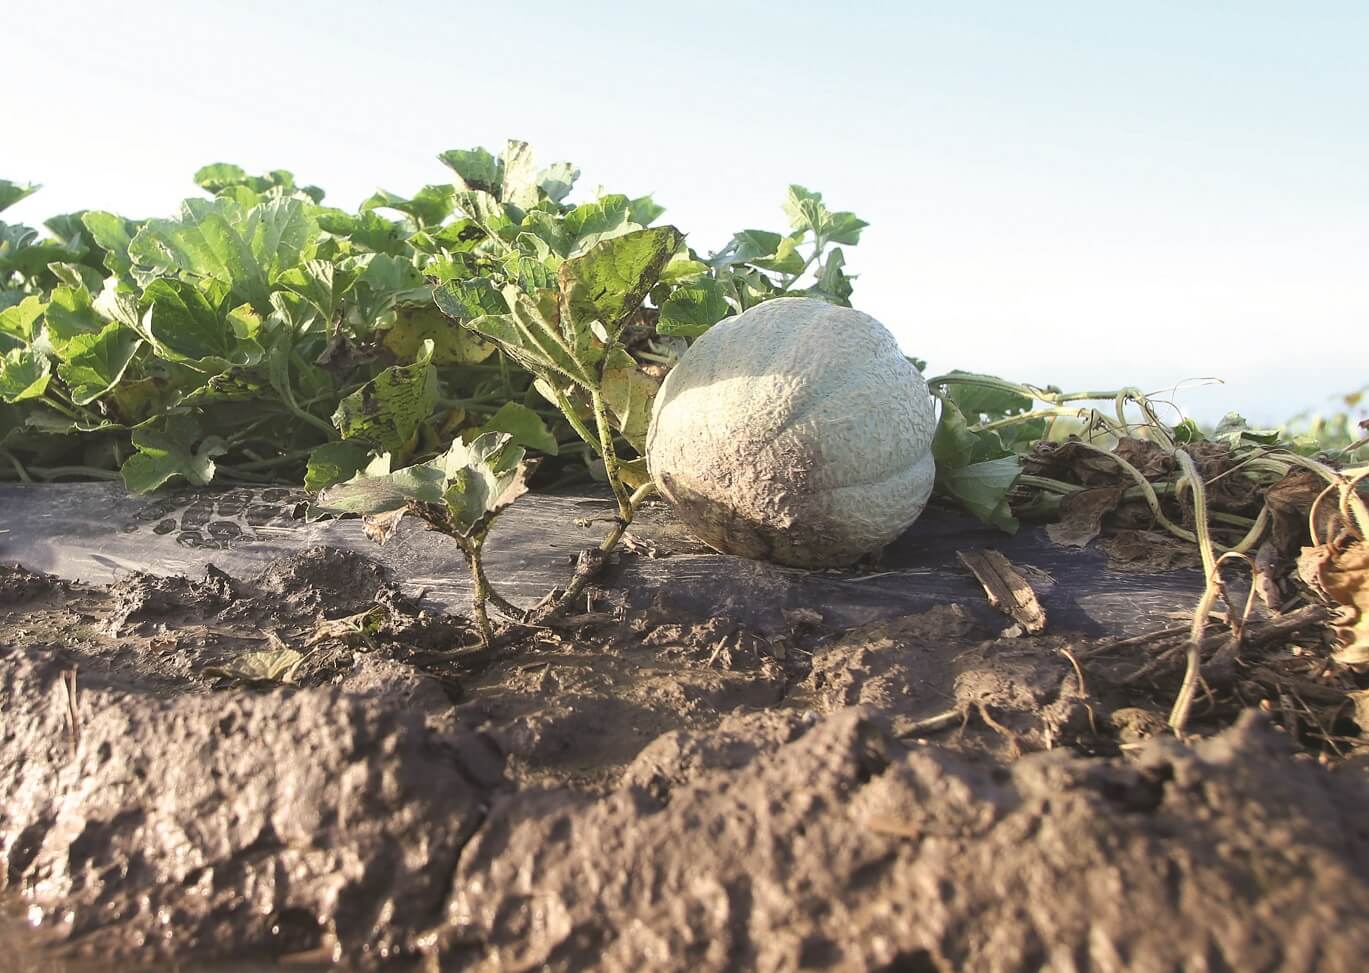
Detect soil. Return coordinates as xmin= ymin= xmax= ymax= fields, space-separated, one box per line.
xmin=2 ymin=532 xmax=1368 ymax=971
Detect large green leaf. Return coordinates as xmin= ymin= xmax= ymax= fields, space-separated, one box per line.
xmin=657 ymin=276 xmax=731 ymax=336
xmin=437 ymin=147 xmax=503 ymax=194
xmin=80 ymin=211 xmax=139 ymax=280
xmin=432 ymin=277 xmax=510 ymax=322
xmin=331 ymin=340 xmax=438 ymax=454
xmin=144 ymin=279 xmax=264 ymax=372
xmin=120 ymin=414 xmax=226 ymax=493
xmin=559 ymin=226 xmax=683 ymax=340
xmin=0 ymin=347 xmax=50 ymax=402
xmin=57 ymin=324 xmax=142 ymax=405
xmin=932 ymin=397 xmax=1021 ymax=531
xmin=129 ymin=196 xmax=318 ymax=308
xmin=564 ymin=195 xmax=633 ymax=254
xmin=43 ymin=283 xmax=105 ymax=353
xmin=937 ymin=456 xmax=1022 ymax=533
xmin=937 ymin=371 xmax=1034 ymax=421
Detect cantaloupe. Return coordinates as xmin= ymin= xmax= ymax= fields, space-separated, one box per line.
xmin=645 ymin=297 xmax=936 ymax=567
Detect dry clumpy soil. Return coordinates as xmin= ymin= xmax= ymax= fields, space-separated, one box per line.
xmin=1 ymin=553 xmax=1368 ymax=972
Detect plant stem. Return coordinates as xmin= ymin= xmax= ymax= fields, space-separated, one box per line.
xmin=231 ymin=447 xmax=316 ymax=471
xmin=589 ymin=387 xmax=632 ymax=521
xmin=1169 ymin=449 xmax=1220 ymax=735
xmin=460 ymin=537 xmax=494 ymax=649
xmin=0 ymin=448 xmax=32 ymax=483
xmin=551 ymin=387 xmax=601 ymax=456
xmin=29 ymin=466 xmax=122 ymax=481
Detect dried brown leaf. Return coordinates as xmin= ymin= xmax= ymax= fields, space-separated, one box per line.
xmin=1320 ymin=539 xmax=1369 ymax=666
xmin=1046 ymin=485 xmax=1125 ymax=548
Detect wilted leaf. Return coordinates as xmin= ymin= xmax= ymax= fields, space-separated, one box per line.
xmin=383 ymin=304 xmax=495 ymax=365
xmin=559 ymin=226 xmax=683 ymax=340
xmin=205 ymin=643 xmax=305 ymax=686
xmin=331 ymin=340 xmax=438 ymax=455
xmin=1320 ymin=539 xmax=1369 ymax=666
xmin=1046 ymin=485 xmax=1125 ymax=548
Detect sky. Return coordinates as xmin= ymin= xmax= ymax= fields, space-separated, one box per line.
xmin=6 ymin=0 xmax=1367 ymax=425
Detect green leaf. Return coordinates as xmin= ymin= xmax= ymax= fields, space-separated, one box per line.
xmin=806 ymin=247 xmax=853 ymax=305
xmin=781 ymin=185 xmax=868 ymax=246
xmin=57 ymin=323 xmax=142 ymax=405
xmin=120 ymin=413 xmax=227 ymax=493
xmin=467 ymin=287 xmax=598 ymax=388
xmin=538 ymin=162 xmax=580 ymax=203
xmin=0 ymin=347 xmax=50 ymax=402
xmin=330 ymin=340 xmax=438 ymax=455
xmin=361 ymin=184 xmax=455 ymax=228
xmin=0 ymin=180 xmax=40 ymax=214
xmin=436 ymin=431 xmax=530 ymax=535
xmin=825 ymin=211 xmax=868 ymax=246
xmin=304 ymin=440 xmax=376 ymax=492
xmin=718 ymin=229 xmax=781 ymax=266
xmin=559 ymin=226 xmax=684 ymax=339
xmin=1212 ymin=411 xmax=1282 ymax=448
xmin=43 ymin=283 xmax=105 ymax=353
xmin=277 ymin=258 xmax=355 ymax=326
xmin=437 ymin=147 xmax=503 ymax=194
xmin=628 ymin=195 xmax=666 ymax=226
xmin=750 ymin=234 xmax=806 ymax=275
xmin=657 ymin=276 xmax=731 ymax=336
xmin=316 ymin=209 xmax=410 ymax=256
xmin=520 ymin=210 xmax=570 ymax=257
xmin=600 ymin=348 xmax=659 ymax=453
xmin=80 ymin=211 xmax=139 ymax=280
xmin=193 ymin=163 xmax=250 ymax=193
xmin=0 ymin=295 xmax=45 ymax=349
xmin=144 ymin=279 xmax=265 ymax=371
xmin=432 ymin=277 xmax=511 ymax=322
xmin=480 ymin=401 xmax=558 ymax=455
xmin=938 ymin=456 xmax=1022 ymax=533
xmin=451 ymin=190 xmax=514 ymax=239
xmin=564 ymin=195 xmax=632 ymax=253
xmin=932 ymin=398 xmax=1020 ymax=531
xmin=129 ymin=197 xmax=318 ymax=308
xmin=937 ymin=371 xmax=1034 ymax=421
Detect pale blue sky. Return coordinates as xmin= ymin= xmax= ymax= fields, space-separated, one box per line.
xmin=7 ymin=1 xmax=1367 ymax=423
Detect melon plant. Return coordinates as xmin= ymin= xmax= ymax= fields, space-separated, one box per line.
xmin=646 ymin=297 xmax=937 ymax=567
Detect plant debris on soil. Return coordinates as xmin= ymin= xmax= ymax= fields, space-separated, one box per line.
xmin=2 ymin=514 xmax=1368 ymax=971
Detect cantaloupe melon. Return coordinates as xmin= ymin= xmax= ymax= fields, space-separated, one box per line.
xmin=645 ymin=297 xmax=936 ymax=567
